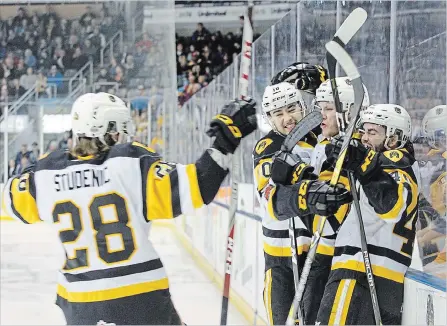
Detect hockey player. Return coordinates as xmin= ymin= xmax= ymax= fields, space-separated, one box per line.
xmin=253 ymin=64 xmax=352 ymax=325
xmin=316 ymin=104 xmax=419 ymax=325
xmin=417 ymin=105 xmax=446 ymax=277
xmin=297 ymin=77 xmax=371 ymax=325
xmin=1 ymin=92 xmax=258 ymax=325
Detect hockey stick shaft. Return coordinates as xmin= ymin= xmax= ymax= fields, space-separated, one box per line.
xmin=348 ymin=172 xmax=382 ymax=325
xmin=286 ymin=10 xmax=367 ymax=326
xmin=220 ymin=4 xmax=253 ymax=325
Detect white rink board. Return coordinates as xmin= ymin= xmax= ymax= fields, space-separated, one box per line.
xmin=176 ymin=183 xmax=446 ymax=326
xmin=0 ymin=221 xmax=247 ymax=325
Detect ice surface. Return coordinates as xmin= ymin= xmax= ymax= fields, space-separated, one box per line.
xmin=0 ymin=221 xmax=247 ymax=325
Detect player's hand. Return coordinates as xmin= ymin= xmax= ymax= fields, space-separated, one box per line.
xmin=297 ymin=180 xmax=353 ymax=216
xmin=270 ymin=62 xmax=328 ymax=95
xmin=325 ymin=135 xmax=380 ymax=183
xmin=271 ymin=151 xmax=316 ymax=185
xmin=207 ymin=97 xmax=257 ymax=155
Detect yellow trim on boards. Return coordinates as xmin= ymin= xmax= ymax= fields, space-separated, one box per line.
xmin=152 ymin=220 xmax=267 ymax=326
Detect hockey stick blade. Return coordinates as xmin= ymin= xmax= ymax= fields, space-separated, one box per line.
xmin=281 ymin=110 xmax=323 ymax=152
xmin=333 ymin=8 xmax=367 ymax=46
xmin=324 ymin=40 xmax=364 ymax=186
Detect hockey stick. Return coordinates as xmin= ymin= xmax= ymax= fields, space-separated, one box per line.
xmin=220 ymin=3 xmax=253 ymax=325
xmin=286 ymin=9 xmax=367 ymax=326
xmin=278 ymin=110 xmax=323 ymax=324
xmin=327 ymin=11 xmax=382 ymax=324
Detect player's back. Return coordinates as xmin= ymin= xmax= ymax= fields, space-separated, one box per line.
xmin=29 ymin=142 xmax=181 ymax=324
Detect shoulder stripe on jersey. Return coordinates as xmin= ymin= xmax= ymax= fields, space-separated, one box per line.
xmin=169 ymin=168 xmax=182 ymax=217
xmin=262 ymin=226 xmax=312 ymax=239
xmin=334 ymin=245 xmax=411 ymax=267
xmin=9 ymin=175 xmax=40 ymax=224
xmin=63 ymin=259 xmax=163 ymax=282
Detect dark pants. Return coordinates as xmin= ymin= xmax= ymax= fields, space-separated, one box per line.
xmin=316 ymin=275 xmax=403 ymax=325
xmin=56 ymin=289 xmax=182 ymax=325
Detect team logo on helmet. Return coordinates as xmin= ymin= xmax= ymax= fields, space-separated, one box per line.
xmin=436 ymin=107 xmax=443 ymax=115
xmin=109 ymin=95 xmax=116 ymax=102
xmin=395 ymin=106 xmax=401 ymax=114
xmin=344 ymin=78 xmax=352 ymax=86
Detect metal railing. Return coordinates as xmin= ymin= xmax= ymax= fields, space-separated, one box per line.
xmin=100 ymin=30 xmax=124 ymax=66
xmin=131 ymin=10 xmax=145 ymax=44
xmin=0 ymin=85 xmax=38 ymax=123
xmin=68 ymin=61 xmax=94 ymax=95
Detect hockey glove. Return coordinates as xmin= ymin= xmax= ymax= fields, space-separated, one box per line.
xmin=270 ymin=62 xmax=328 ymax=95
xmin=271 ymin=151 xmax=317 ymax=185
xmin=297 ymin=180 xmax=353 ymax=216
xmin=325 ymin=135 xmax=381 ymax=183
xmin=207 ymin=97 xmax=257 ymax=155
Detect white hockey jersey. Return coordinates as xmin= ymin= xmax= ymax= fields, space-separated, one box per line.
xmin=253 ymin=130 xmax=317 ymax=269
xmin=330 ymin=149 xmax=419 ymax=284
xmin=1 ymin=142 xmax=228 ymax=304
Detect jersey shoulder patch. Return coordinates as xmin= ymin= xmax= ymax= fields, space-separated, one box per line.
xmin=109 ymin=142 xmax=161 ymax=160
xmin=252 ymin=131 xmax=283 ymax=162
xmin=380 ymin=149 xmax=415 ymax=168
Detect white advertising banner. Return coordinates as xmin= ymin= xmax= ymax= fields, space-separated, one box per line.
xmin=144 ymin=4 xmax=293 ymax=24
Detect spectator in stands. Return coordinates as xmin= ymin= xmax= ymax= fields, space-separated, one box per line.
xmin=24 ymin=48 xmax=37 ymax=68
xmin=123 ymin=55 xmax=137 ymax=79
xmin=8 ymin=78 xmax=26 ymax=98
xmin=88 ymin=25 xmax=106 ymax=50
xmin=130 ymin=85 xmax=149 ymax=113
xmin=82 ymin=39 xmax=98 ymax=63
xmin=113 ymin=65 xmax=126 ymax=89
xmin=71 ymin=46 xmax=89 ymax=71
xmin=95 ymin=67 xmax=114 ymax=92
xmin=135 ymin=32 xmax=151 ymax=52
xmin=191 ymin=23 xmax=210 ymax=50
xmin=133 ymin=45 xmax=146 ymax=67
xmin=20 ymin=67 xmax=37 ymax=90
xmin=0 ymin=84 xmax=8 ymax=104
xmin=47 ymin=65 xmax=63 ymax=95
xmin=58 ymin=130 xmax=72 ymax=150
xmin=80 ymin=6 xmax=96 ymax=27
xmin=45 ymin=139 xmax=59 ymax=156
xmin=15 ymin=144 xmax=29 ymax=168
xmin=35 ymin=69 xmax=49 ymax=97
xmin=8 ymin=159 xmax=16 ymax=178
xmin=29 ymin=142 xmax=40 ymax=163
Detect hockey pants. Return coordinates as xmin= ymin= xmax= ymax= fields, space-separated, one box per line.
xmin=263 ymin=265 xmax=295 ymax=325
xmin=315 ymin=276 xmax=403 ymax=325
xmin=56 ymin=289 xmax=183 ymax=325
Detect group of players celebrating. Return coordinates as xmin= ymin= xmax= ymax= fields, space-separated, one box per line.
xmin=254 ymin=61 xmax=446 ymax=325
xmin=1 ymin=55 xmax=445 ymax=325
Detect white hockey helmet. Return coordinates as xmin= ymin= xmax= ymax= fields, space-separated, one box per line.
xmin=422 ymin=104 xmax=447 ymax=149
xmin=359 ymin=104 xmax=412 ymax=150
xmin=71 ymin=92 xmax=133 ymax=145
xmin=314 ymin=76 xmax=370 ymax=112
xmin=262 ymin=82 xmax=307 ymax=132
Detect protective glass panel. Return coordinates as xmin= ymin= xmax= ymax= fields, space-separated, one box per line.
xmin=396 ymin=0 xmax=446 ymax=281
xmin=340 ymin=1 xmax=390 ymax=104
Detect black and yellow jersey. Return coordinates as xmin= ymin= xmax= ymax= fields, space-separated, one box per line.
xmin=331 ymin=149 xmax=419 ymax=284
xmin=420 ymin=149 xmax=446 ymax=216
xmin=309 ymin=139 xmax=352 ymax=257
xmin=253 ymin=130 xmax=317 ymax=270
xmin=1 ymin=142 xmax=228 ymax=304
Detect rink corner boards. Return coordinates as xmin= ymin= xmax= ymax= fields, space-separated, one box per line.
xmin=152 ymin=219 xmax=267 ymax=326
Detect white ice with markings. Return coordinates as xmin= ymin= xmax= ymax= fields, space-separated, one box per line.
xmin=0 ymin=221 xmax=246 ymax=325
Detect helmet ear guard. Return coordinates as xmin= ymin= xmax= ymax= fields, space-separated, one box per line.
xmin=358 ymin=104 xmax=412 ymax=150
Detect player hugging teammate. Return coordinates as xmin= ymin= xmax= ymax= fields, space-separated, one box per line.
xmin=254 ymin=59 xmax=424 ymax=325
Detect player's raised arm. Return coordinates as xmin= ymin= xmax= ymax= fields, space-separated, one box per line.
xmin=139 ymin=97 xmax=257 ymax=220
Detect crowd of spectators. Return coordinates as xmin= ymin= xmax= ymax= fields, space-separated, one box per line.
xmin=0 ymin=4 xmax=125 ymax=102
xmin=176 ymin=21 xmax=259 ymax=105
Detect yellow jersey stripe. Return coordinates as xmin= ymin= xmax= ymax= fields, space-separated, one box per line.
xmin=57 ymin=277 xmax=169 ymax=302
xmin=185 ymin=164 xmax=204 ymax=209
xmin=331 ymin=259 xmax=405 ymax=283
xmin=10 ymin=177 xmax=41 ymax=224
xmin=147 ymin=164 xmax=174 ymax=220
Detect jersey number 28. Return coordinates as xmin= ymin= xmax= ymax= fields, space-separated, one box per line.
xmin=52 ymin=192 xmax=136 ymax=271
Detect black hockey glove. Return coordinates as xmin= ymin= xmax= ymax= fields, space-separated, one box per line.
xmin=325 ymin=135 xmax=381 ymax=183
xmin=207 ymin=97 xmax=257 ymax=155
xmin=270 ymin=62 xmax=328 ymax=95
xmin=271 ymin=151 xmax=317 ymax=185
xmin=296 ymin=180 xmax=353 ymax=216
